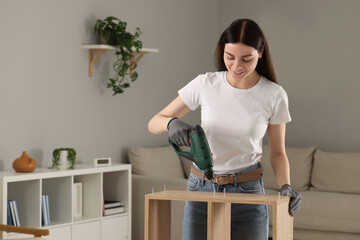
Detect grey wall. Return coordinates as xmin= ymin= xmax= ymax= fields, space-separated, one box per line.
xmin=0 ymin=0 xmax=218 ymax=169
xmin=1 ymin=0 xmax=359 ymax=170
xmin=219 ymin=0 xmax=360 ymax=152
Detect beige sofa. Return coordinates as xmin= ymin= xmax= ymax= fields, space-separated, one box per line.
xmin=128 ymin=145 xmax=360 ymax=240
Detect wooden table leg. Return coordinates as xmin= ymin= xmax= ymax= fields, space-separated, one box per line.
xmin=207 ymin=202 xmax=231 ymax=240
xmin=145 ymin=199 xmax=171 ymax=240
xmin=272 ymin=201 xmax=293 ymax=240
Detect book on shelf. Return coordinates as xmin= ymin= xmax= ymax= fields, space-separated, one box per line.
xmin=103 ymin=199 xmax=123 ymax=216
xmin=10 ymin=201 xmax=17 ymax=226
xmin=73 ymin=182 xmax=82 ymax=218
xmin=104 ymin=200 xmax=122 ymax=208
xmin=7 ymin=200 xmax=13 ymax=226
xmin=46 ymin=195 xmax=51 ymax=225
xmin=8 ymin=200 xmax=20 ymax=227
xmin=42 ymin=195 xmax=47 ymax=226
xmin=104 ymin=205 xmax=125 ymax=216
xmin=13 ymin=200 xmax=20 ymax=227
xmin=42 ymin=195 xmax=51 ymax=226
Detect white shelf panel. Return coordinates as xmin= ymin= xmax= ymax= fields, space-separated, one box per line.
xmin=102 ymin=212 xmax=128 ymax=220
xmin=73 ymin=216 xmax=101 ymax=224
xmin=101 ymin=215 xmax=128 ymax=239
xmin=0 ymin=163 xmax=131 ymax=180
xmin=42 ymin=220 xmax=71 ymax=228
xmin=82 ymin=44 xmax=159 ymax=53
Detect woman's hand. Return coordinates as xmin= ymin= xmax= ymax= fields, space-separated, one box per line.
xmin=168 ymin=118 xmax=193 ymax=147
xmin=280 ymin=184 xmax=303 ymax=216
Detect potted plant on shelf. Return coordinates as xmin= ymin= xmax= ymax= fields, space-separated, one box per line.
xmin=94 ymin=16 xmax=143 ymax=95
xmin=50 ymin=148 xmax=76 ymax=170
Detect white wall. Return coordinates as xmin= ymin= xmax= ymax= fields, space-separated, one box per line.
xmin=219 ymin=0 xmax=360 ymax=152
xmin=0 ymin=0 xmax=218 ymax=169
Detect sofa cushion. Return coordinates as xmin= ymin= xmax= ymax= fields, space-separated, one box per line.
xmin=311 ymin=150 xmax=360 ymax=194
xmin=262 ymin=145 xmax=315 ymax=191
xmin=295 ymin=190 xmax=360 ymax=234
xmin=267 ymin=189 xmax=360 ymax=234
xmin=128 ymin=145 xmax=185 ymax=178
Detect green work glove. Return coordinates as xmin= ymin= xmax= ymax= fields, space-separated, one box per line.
xmin=167 ymin=118 xmax=192 ymax=147
xmin=280 ymin=184 xmax=303 ymax=216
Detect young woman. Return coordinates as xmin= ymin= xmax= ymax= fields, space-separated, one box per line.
xmin=148 ymin=19 xmax=302 ymax=240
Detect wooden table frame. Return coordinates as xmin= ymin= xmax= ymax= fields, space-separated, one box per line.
xmin=145 ymin=190 xmax=293 ymax=240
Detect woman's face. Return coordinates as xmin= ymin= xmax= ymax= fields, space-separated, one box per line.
xmin=223 ymin=42 xmax=262 ymax=83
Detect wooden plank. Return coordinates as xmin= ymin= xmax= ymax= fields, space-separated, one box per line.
xmin=88 ymin=49 xmax=108 ymax=77
xmin=207 ymin=202 xmax=231 ymax=240
xmin=272 ymin=202 xmax=293 ymax=240
xmin=145 ymin=198 xmax=171 ymax=240
xmin=146 ymin=190 xmax=288 ymax=205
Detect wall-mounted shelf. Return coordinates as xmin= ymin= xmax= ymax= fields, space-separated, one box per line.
xmin=82 ymin=44 xmax=159 ymax=77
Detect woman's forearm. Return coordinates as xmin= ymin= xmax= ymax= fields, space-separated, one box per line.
xmin=148 ymin=96 xmax=191 ymax=135
xmin=148 ymin=113 xmax=172 ymax=135
xmin=270 ymin=153 xmax=291 ymax=188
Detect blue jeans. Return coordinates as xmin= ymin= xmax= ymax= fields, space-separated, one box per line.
xmin=182 ymin=163 xmax=269 ymax=240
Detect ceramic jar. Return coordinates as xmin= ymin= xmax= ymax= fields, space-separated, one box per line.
xmin=13 ymin=151 xmax=37 ymax=172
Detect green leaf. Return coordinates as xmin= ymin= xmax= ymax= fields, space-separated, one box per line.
xmin=131 ymin=72 xmax=138 ymax=81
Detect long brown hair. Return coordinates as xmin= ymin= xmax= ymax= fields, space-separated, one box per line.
xmin=215 ymin=19 xmax=277 ymax=83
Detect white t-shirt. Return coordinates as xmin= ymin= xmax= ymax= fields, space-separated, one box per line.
xmin=178 ymin=71 xmax=291 ymax=174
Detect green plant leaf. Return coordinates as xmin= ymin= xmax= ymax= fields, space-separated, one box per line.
xmin=131 ymin=72 xmax=138 ymax=81
xmin=121 ymin=83 xmax=130 ymax=88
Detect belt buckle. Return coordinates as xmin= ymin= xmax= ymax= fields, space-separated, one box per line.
xmin=212 ymin=174 xmax=227 ymax=185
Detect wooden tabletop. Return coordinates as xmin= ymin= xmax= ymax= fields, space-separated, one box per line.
xmin=145 ymin=190 xmax=289 ymax=205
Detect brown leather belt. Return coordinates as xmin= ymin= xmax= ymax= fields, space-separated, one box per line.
xmin=190 ymin=165 xmax=262 ymax=185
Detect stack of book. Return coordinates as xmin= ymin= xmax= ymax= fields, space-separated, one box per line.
xmin=42 ymin=195 xmax=51 ymax=226
xmin=103 ymin=200 xmax=125 ymax=216
xmin=7 ymin=200 xmax=20 ymax=226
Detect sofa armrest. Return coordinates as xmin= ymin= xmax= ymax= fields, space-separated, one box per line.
xmin=132 ymin=174 xmax=188 ymax=240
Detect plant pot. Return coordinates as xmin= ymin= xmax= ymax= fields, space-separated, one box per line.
xmin=59 ymin=150 xmax=68 ymax=169
xmin=13 ymin=151 xmax=37 ymax=173
xmin=99 ymin=35 xmax=108 ymax=44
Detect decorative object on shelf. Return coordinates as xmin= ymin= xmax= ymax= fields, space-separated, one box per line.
xmin=94 ymin=157 xmax=111 ymax=166
xmin=12 ymin=151 xmax=37 ymax=173
xmin=50 ymin=148 xmax=76 ymax=170
xmin=72 ymin=182 xmax=82 ymax=218
xmin=94 ymin=16 xmax=143 ymax=95
xmin=59 ymin=150 xmax=68 ymax=169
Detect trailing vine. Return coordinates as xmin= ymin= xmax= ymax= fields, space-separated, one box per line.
xmin=94 ymin=16 xmax=143 ymax=95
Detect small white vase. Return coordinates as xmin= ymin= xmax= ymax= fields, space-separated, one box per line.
xmin=59 ymin=150 xmax=68 ymax=169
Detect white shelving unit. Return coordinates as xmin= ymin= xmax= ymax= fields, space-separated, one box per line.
xmin=0 ymin=163 xmax=131 ymax=240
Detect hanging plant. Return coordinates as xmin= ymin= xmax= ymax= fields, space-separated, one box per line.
xmin=94 ymin=16 xmax=143 ymax=95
